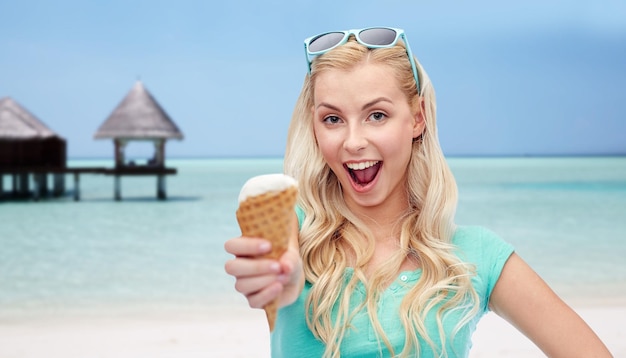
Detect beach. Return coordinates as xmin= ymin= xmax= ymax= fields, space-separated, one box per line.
xmin=0 ymin=302 xmax=623 ymax=357
xmin=1 ymin=157 xmax=625 ymax=357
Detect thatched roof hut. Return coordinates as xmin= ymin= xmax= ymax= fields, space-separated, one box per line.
xmin=94 ymin=81 xmax=183 ymax=169
xmin=94 ymin=81 xmax=183 ymax=140
xmin=0 ymin=97 xmax=66 ymax=168
xmin=0 ymin=97 xmax=60 ymax=139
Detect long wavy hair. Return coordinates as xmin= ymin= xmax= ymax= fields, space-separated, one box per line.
xmin=283 ymin=37 xmax=479 ymax=357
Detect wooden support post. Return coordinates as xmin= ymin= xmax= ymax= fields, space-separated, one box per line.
xmin=115 ymin=139 xmax=127 ymax=169
xmin=115 ymin=139 xmax=121 ymax=168
xmin=115 ymin=175 xmax=121 ymax=201
xmin=74 ymin=172 xmax=80 ymax=201
xmin=33 ymin=174 xmax=40 ymax=201
xmin=12 ymin=174 xmax=18 ymax=196
xmin=157 ymin=175 xmax=166 ymax=200
xmin=53 ymin=173 xmax=65 ymax=197
xmin=154 ymin=139 xmax=165 ymax=167
xmin=40 ymin=173 xmax=49 ymax=196
xmin=33 ymin=173 xmax=47 ymax=199
xmin=18 ymin=173 xmax=29 ymax=196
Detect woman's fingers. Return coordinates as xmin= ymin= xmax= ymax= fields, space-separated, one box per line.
xmin=224 ymin=257 xmax=284 ymax=309
xmin=246 ymin=281 xmax=284 ymax=309
xmin=224 ymin=257 xmax=281 ymax=278
xmin=224 ymin=237 xmax=271 ymax=257
xmin=234 ymin=272 xmax=281 ymax=296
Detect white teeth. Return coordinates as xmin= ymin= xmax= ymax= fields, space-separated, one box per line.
xmin=346 ymin=161 xmax=379 ymax=170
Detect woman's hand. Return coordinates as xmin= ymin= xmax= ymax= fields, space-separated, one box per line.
xmin=224 ymin=214 xmax=303 ymax=309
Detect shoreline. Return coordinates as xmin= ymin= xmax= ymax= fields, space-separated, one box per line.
xmin=1 ymin=302 xmax=623 ymax=357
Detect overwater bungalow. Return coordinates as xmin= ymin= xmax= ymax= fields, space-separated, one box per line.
xmin=0 ymin=97 xmax=67 ymax=198
xmin=94 ymin=80 xmax=184 ymax=200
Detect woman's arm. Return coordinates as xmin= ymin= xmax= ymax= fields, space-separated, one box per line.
xmin=489 ymin=253 xmax=612 ymax=357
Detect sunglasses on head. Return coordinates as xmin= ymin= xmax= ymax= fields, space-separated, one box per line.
xmin=303 ymin=27 xmax=421 ymax=94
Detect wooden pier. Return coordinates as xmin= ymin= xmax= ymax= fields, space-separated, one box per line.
xmin=0 ymin=166 xmax=177 ymax=201
xmin=2 ymin=82 xmax=184 ymax=202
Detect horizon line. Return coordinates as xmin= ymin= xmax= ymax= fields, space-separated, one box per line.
xmin=66 ymin=153 xmax=626 ymax=161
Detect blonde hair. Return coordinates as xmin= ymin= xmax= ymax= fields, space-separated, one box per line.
xmin=284 ymin=38 xmax=478 ymax=357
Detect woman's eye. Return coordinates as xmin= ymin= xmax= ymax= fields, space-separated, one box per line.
xmin=369 ymin=112 xmax=386 ymax=122
xmin=323 ymin=115 xmax=342 ymax=124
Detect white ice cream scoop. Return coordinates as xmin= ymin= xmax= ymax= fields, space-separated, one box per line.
xmin=238 ymin=173 xmax=298 ymax=203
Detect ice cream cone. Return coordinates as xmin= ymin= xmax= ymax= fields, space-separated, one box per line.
xmin=236 ymin=174 xmax=298 ymax=331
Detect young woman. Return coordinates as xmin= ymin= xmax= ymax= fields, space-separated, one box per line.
xmin=224 ymin=27 xmax=612 ymax=357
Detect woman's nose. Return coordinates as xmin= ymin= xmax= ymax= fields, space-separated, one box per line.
xmin=343 ymin=124 xmax=368 ymax=153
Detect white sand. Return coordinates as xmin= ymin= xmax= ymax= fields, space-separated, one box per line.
xmin=0 ymin=304 xmax=623 ymax=357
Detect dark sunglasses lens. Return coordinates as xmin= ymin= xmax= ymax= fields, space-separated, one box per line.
xmin=308 ymin=32 xmax=345 ymax=53
xmin=359 ymin=28 xmax=397 ymax=46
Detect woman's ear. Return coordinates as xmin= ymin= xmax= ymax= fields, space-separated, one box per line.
xmin=413 ymin=99 xmax=426 ymax=139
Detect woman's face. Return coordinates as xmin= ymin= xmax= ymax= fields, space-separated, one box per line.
xmin=312 ymin=61 xmax=424 ymax=211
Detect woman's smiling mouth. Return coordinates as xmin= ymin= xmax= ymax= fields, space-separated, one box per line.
xmin=345 ymin=160 xmax=381 ymax=186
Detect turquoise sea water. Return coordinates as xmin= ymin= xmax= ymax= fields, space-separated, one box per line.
xmin=1 ymin=157 xmax=625 ymax=321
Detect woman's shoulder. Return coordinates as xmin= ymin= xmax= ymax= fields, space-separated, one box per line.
xmin=451 ymin=225 xmax=515 ymax=267
xmin=452 ymin=226 xmax=515 ymax=308
xmin=452 ymin=225 xmax=509 ymax=247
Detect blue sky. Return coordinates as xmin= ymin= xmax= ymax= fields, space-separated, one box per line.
xmin=1 ymin=0 xmax=625 ymax=158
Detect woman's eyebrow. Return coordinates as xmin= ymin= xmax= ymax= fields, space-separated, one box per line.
xmin=316 ymin=97 xmax=393 ymax=111
xmin=362 ymin=97 xmax=392 ymax=110
xmin=316 ymin=102 xmax=341 ymax=111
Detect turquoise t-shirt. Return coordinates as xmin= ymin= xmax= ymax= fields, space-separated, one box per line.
xmin=271 ymin=217 xmax=514 ymax=357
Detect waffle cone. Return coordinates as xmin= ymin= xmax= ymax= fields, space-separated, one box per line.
xmin=236 ymin=185 xmax=298 ymax=331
